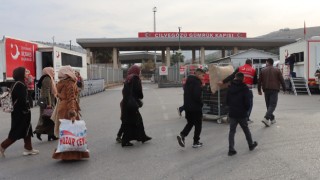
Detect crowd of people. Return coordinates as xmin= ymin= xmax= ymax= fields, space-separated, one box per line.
xmin=176 ymin=58 xmax=285 ymax=156
xmin=0 ymin=66 xmax=88 ymax=160
xmin=0 ymin=57 xmax=286 ymax=159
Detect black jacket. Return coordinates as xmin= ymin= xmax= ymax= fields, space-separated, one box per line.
xmin=10 ymin=81 xmax=32 ymax=140
xmin=226 ymin=79 xmax=250 ymax=118
xmin=183 ymin=75 xmax=203 ymax=112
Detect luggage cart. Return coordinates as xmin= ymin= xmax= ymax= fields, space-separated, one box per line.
xmin=202 ymin=63 xmax=232 ymax=123
xmin=202 ymin=84 xmax=229 ymax=123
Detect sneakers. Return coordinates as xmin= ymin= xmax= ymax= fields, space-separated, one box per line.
xmin=228 ymin=150 xmax=237 ymax=156
xmin=247 ymin=119 xmax=254 ymax=124
xmin=271 ymin=119 xmax=276 ymax=124
xmin=177 ymin=108 xmax=182 ymax=117
xmin=177 ymin=135 xmax=185 ymax=147
xmin=261 ymin=118 xmax=270 ymax=127
xmin=249 ymin=141 xmax=258 ymax=151
xmin=0 ymin=146 xmax=5 ymax=158
xmin=23 ymin=149 xmax=39 ymax=156
xmin=192 ymin=142 xmax=203 ymax=148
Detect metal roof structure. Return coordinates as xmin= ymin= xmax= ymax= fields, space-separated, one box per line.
xmin=119 ymin=52 xmax=162 ymax=64
xmin=76 ymin=37 xmax=297 ymax=51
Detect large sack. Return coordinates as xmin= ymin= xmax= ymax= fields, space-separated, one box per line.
xmin=208 ymin=64 xmax=234 ymax=94
xmin=56 ymin=119 xmax=88 ymax=153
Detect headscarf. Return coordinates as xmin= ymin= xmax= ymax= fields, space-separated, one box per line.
xmin=58 ymin=66 xmax=77 ymax=81
xmin=43 ymin=67 xmax=57 ymax=96
xmin=126 ymin=65 xmax=141 ymax=82
xmin=13 ymin=67 xmax=26 ymax=83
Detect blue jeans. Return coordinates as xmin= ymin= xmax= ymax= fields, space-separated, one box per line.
xmin=264 ymin=90 xmax=278 ymax=120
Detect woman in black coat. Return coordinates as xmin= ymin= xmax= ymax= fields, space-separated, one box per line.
xmin=0 ymin=67 xmax=39 ymax=157
xmin=120 ymin=65 xmax=152 ymax=147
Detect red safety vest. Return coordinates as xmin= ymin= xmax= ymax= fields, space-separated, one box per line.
xmin=238 ymin=64 xmax=255 ymax=88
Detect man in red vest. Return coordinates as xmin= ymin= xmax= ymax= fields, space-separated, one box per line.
xmin=219 ymin=59 xmax=257 ymax=123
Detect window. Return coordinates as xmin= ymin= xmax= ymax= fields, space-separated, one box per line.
xmin=61 ymin=53 xmax=83 ymax=67
xmin=42 ymin=52 xmax=53 ymax=68
xmin=293 ymin=52 xmax=304 ymax=62
xmin=252 ymin=59 xmax=267 ymax=64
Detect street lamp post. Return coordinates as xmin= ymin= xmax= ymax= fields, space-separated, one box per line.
xmin=153 ymin=7 xmax=157 ymax=67
xmin=178 ymin=27 xmax=181 ymax=53
xmin=178 ymin=27 xmax=182 ymax=83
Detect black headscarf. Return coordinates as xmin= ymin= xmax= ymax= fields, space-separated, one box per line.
xmin=13 ymin=67 xmax=26 ymax=82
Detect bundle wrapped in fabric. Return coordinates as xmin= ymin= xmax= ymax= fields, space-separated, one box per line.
xmin=56 ymin=119 xmax=88 ymax=153
xmin=208 ymin=64 xmax=234 ymax=94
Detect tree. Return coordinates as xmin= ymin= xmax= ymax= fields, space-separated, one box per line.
xmin=141 ymin=59 xmax=155 ymax=72
xmin=92 ymin=48 xmax=112 ymax=64
xmin=171 ymin=52 xmax=184 ymax=66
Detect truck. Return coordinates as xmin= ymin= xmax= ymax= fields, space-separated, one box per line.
xmin=279 ymin=36 xmax=320 ymax=91
xmin=0 ymin=36 xmax=87 ymax=91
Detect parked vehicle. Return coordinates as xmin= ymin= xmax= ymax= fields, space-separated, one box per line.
xmin=0 ymin=36 xmax=87 ymax=90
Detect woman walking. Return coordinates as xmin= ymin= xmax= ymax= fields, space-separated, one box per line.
xmin=34 ymin=67 xmax=58 ymax=141
xmin=52 ymin=66 xmax=89 ymax=160
xmin=120 ymin=65 xmax=151 ymax=147
xmin=0 ymin=67 xmax=39 ymax=157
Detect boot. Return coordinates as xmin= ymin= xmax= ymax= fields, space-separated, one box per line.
xmin=48 ymin=135 xmax=58 ymax=141
xmin=33 ymin=132 xmax=42 ymax=141
xmin=122 ymin=142 xmax=134 ymax=147
xmin=141 ymin=136 xmax=152 ymax=143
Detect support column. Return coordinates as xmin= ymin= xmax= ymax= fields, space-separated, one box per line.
xmin=200 ymin=47 xmax=205 ymax=64
xmin=192 ymin=49 xmax=196 ymax=64
xmin=233 ymin=47 xmax=238 ymax=55
xmin=166 ymin=47 xmax=171 ymax=67
xmin=162 ymin=50 xmax=166 ymax=64
xmin=112 ymin=48 xmax=118 ymax=69
xmin=221 ymin=50 xmax=226 ymax=58
xmin=86 ymin=48 xmax=93 ymax=64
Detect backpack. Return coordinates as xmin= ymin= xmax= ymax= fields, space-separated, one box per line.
xmin=0 ymin=82 xmax=20 ymax=113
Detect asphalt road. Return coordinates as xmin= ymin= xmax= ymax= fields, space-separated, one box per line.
xmin=1 ymin=83 xmax=320 ymax=180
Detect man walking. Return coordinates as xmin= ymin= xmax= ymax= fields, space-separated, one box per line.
xmin=227 ymin=72 xmax=258 ymax=156
xmin=177 ymin=68 xmax=205 ymax=148
xmin=258 ymin=58 xmax=286 ymax=127
xmin=219 ymin=59 xmax=257 ymax=123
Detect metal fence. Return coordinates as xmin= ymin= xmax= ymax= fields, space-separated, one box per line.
xmin=87 ymin=64 xmax=123 ymax=85
xmin=156 ymin=65 xmax=183 ymax=88
xmin=34 ymin=79 xmax=106 ymax=105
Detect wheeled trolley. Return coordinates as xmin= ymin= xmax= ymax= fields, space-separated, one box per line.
xmin=202 ymin=84 xmax=229 ymax=123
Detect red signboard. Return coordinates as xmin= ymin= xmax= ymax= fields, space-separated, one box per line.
xmin=5 ymin=38 xmax=38 ymax=78
xmin=138 ymin=32 xmax=246 ymax=38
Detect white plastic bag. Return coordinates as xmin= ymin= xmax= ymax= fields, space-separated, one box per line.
xmin=56 ymin=119 xmax=88 ymax=153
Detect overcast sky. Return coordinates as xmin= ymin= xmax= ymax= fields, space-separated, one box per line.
xmin=1 ymin=0 xmax=319 ymax=46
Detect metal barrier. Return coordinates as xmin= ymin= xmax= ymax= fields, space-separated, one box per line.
xmin=80 ymin=79 xmax=105 ymax=97
xmin=34 ymin=79 xmax=105 ymax=106
xmin=156 ymin=65 xmax=183 ymax=88
xmin=87 ymin=64 xmax=123 ymax=85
